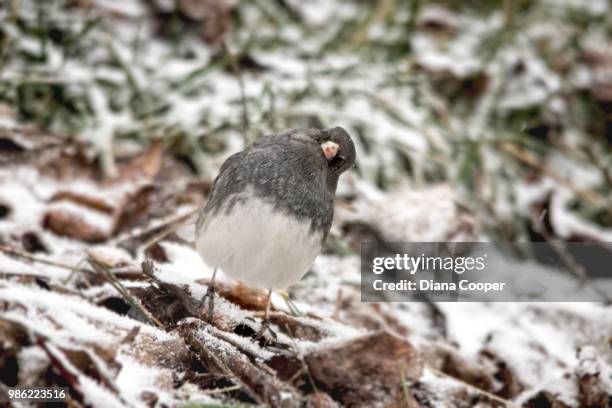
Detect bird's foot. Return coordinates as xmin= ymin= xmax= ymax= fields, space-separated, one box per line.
xmin=198 ymin=284 xmax=215 ymax=323
xmin=253 ymin=317 xmax=277 ymax=346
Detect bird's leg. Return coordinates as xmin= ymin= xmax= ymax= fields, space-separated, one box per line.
xmin=254 ymin=289 xmax=277 ymax=344
xmin=199 ymin=267 xmax=217 ymax=322
xmin=263 ymin=289 xmax=272 ymax=321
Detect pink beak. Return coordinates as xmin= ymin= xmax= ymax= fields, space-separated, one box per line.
xmin=321 ymin=141 xmax=340 ymax=159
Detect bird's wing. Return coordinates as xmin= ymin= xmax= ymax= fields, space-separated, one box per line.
xmin=251 ymin=128 xmax=321 ymax=149
xmin=195 ymin=149 xmax=248 ymax=231
xmin=196 ymin=129 xmax=323 ymax=231
xmin=216 ymin=149 xmax=249 ymax=178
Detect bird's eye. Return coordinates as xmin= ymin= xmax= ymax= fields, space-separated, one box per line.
xmin=321 ymin=141 xmax=340 ymax=160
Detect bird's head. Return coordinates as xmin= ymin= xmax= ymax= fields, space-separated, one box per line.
xmin=318 ymin=127 xmax=356 ymax=175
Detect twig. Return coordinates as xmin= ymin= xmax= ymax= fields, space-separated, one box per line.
xmin=39 ymin=339 xmax=132 ymax=407
xmin=0 ymin=71 xmax=89 ymax=85
xmin=139 ymin=211 xmax=198 ymax=250
xmin=530 ymin=211 xmax=611 ymax=302
xmin=88 ymin=258 xmax=163 ymax=328
xmin=111 ymin=207 xmax=199 ymax=247
xmin=0 ymin=244 xmax=90 ymax=274
xmin=332 ymin=288 xmax=343 ymax=320
xmin=283 ymin=323 xmax=318 ymax=394
xmin=501 ymin=143 xmax=611 ymax=216
xmin=280 ymin=292 xmax=302 ymax=317
xmin=179 ymin=320 xmax=284 ymax=407
xmin=351 ymin=0 xmax=395 ymax=45
xmin=63 ymin=257 xmax=89 ymax=286
xmin=201 ymin=384 xmax=242 ymax=395
xmin=427 ymin=366 xmax=520 ymax=408
xmin=0 ymin=244 xmax=142 ymax=285
xmin=399 ymin=361 xmax=414 ymax=408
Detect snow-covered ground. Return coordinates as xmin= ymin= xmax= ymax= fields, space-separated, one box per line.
xmin=0 ymin=0 xmax=611 ymax=406
xmin=0 ymin=132 xmax=610 ymax=406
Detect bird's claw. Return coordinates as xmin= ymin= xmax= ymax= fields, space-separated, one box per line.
xmin=253 ymin=318 xmax=278 ymax=346
xmin=198 ymin=285 xmax=215 ymax=323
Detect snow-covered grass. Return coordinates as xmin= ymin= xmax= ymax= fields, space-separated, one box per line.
xmin=0 ymin=0 xmax=610 ymax=406
xmin=1 ymin=0 xmax=610 ymax=242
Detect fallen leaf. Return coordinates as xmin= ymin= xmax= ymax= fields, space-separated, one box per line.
xmin=305 ymin=331 xmax=423 ymax=406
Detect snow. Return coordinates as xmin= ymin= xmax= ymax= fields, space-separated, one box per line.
xmin=578 ymin=346 xmax=612 ymax=391
xmin=437 ymin=301 xmax=611 ymax=404
xmin=0 ymin=180 xmax=47 ymax=234
xmin=0 ymin=0 xmax=610 ymax=405
xmin=0 ymin=282 xmax=173 ymax=343
xmin=1 ymin=160 xmax=609 ymax=406
xmin=209 ymin=325 xmax=276 ymax=361
xmin=48 ymin=201 xmax=114 ymax=233
xmin=43 ymin=342 xmax=126 ymax=408
xmin=114 ymin=355 xmax=173 ymax=406
xmin=419 ymin=367 xmax=469 ymax=402
xmin=78 ymin=375 xmax=126 ymax=408
xmin=18 ymin=346 xmax=51 ymax=386
xmin=547 ymin=0 xmax=609 ymax=15
xmin=549 ymin=190 xmax=612 ymax=241
xmin=0 ymin=252 xmax=70 ymax=280
xmin=152 ymin=242 xmax=212 ymax=298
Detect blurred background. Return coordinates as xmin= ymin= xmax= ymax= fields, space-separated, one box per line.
xmin=0 ymin=1 xmax=611 ymax=406
xmin=1 ymin=0 xmax=610 ymax=243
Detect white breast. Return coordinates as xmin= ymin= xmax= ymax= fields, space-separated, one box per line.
xmin=195 ymin=195 xmax=323 ymax=290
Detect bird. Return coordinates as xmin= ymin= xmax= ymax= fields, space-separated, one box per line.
xmin=195 ymin=127 xmax=356 ymax=335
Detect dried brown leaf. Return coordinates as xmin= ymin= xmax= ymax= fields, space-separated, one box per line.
xmin=305 ymin=331 xmax=423 ymax=406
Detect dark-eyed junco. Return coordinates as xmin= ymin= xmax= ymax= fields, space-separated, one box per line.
xmin=195 ymin=127 xmax=355 ymax=328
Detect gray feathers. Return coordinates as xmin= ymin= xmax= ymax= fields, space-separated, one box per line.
xmin=197 ymin=127 xmax=355 ymax=240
